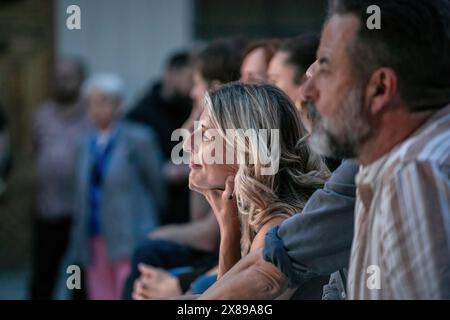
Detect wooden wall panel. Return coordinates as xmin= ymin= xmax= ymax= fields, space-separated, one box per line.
xmin=0 ymin=0 xmax=54 ymax=270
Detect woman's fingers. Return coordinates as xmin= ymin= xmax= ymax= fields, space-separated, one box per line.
xmin=133 ymin=279 xmax=150 ymax=300
xmin=132 ymin=292 xmax=143 ymax=300
xmin=223 ymin=175 xmax=235 ymax=200
xmin=136 ymin=278 xmax=163 ymax=299
xmin=138 ymin=263 xmax=158 ymax=278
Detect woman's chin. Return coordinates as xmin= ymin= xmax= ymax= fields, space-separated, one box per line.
xmin=188 ymin=180 xmax=198 ymax=192
xmin=188 ymin=178 xmax=205 ymax=193
xmin=188 ymin=177 xmax=221 ymax=194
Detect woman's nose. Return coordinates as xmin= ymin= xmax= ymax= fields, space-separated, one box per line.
xmin=182 ymin=130 xmax=194 ymax=154
xmin=183 ymin=127 xmax=201 ymax=155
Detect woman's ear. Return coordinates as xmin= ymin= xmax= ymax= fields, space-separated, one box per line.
xmin=366 ymin=68 xmax=398 ymax=114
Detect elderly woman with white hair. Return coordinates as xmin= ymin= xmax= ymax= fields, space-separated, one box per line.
xmin=69 ymin=73 xmax=166 ymax=300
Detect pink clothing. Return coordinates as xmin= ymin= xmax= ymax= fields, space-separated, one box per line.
xmin=86 ymin=236 xmax=130 ymax=300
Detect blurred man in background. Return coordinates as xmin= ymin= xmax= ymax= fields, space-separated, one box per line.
xmin=127 ymin=51 xmax=194 ymax=225
xmin=268 ymin=34 xmax=341 ymax=172
xmin=29 ymin=58 xmax=91 ymax=300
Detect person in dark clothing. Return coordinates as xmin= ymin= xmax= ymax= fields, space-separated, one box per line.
xmin=127 ymin=51 xmax=193 ymax=159
xmin=127 ymin=51 xmax=194 ymax=225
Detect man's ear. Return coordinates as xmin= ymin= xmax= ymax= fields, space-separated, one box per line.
xmin=365 ymin=68 xmax=398 ymax=114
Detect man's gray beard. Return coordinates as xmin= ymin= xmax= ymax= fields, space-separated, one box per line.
xmin=307 ymin=86 xmax=372 ymax=159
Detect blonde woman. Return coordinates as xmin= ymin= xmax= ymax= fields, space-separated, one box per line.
xmin=184 ymin=82 xmax=330 ymax=298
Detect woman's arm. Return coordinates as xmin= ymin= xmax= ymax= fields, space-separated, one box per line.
xmin=249 ymin=217 xmax=297 ymax=300
xmin=217 ymin=210 xmax=241 ymax=278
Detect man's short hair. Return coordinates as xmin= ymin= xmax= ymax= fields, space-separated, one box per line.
xmin=329 ymin=0 xmax=450 ymax=111
xmin=166 ymin=51 xmax=193 ymax=70
xmin=279 ymin=34 xmax=319 ymax=85
xmin=197 ymin=36 xmax=248 ymax=84
xmin=59 ymin=56 xmax=88 ymax=82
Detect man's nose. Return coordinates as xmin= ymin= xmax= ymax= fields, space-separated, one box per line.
xmin=302 ymin=62 xmax=319 ymax=102
xmin=302 ymin=77 xmax=314 ymax=101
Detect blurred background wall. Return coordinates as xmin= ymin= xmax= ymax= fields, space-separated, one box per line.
xmin=56 ymin=0 xmax=194 ymax=105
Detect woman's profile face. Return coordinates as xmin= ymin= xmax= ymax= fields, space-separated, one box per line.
xmin=185 ymin=109 xmax=238 ymax=193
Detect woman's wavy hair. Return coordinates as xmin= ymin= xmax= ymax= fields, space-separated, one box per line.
xmin=204 ymin=82 xmax=330 ymax=255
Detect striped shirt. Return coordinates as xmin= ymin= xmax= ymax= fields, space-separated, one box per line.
xmin=347 ymin=104 xmax=450 ymax=299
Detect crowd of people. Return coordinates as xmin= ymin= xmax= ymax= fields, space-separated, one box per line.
xmin=6 ymin=0 xmax=449 ymax=300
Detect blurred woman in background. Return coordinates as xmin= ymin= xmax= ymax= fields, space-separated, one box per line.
xmin=69 ymin=74 xmax=166 ymax=300
xmin=240 ymin=39 xmax=280 ymax=83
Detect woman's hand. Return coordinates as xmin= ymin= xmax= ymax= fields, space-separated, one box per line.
xmin=203 ymin=176 xmax=241 ymax=277
xmin=203 ymin=176 xmax=239 ymax=228
xmin=132 ymin=264 xmax=182 ymax=300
